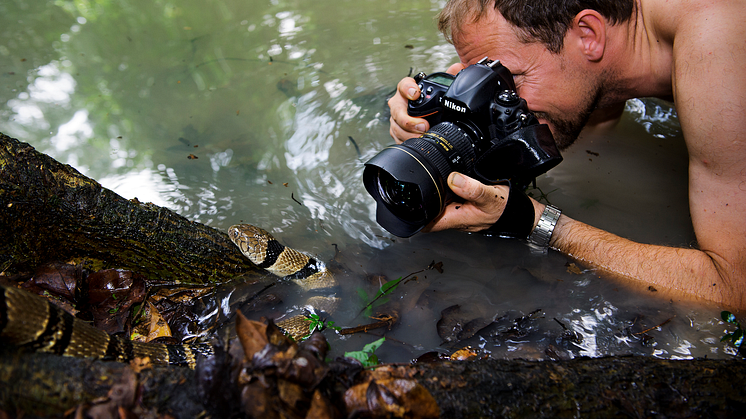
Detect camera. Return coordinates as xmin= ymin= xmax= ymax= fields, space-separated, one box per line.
xmin=363 ymin=57 xmax=562 ymax=238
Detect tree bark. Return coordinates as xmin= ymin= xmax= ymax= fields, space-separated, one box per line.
xmin=0 ymin=132 xmax=258 ymax=285
xmin=2 ymin=351 xmax=745 ymax=419
xmin=1 ymin=132 xmax=745 ymax=418
xmin=413 ymin=356 xmax=746 ymax=418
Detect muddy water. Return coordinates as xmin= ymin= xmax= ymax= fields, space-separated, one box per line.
xmin=0 ymin=0 xmax=737 ymax=362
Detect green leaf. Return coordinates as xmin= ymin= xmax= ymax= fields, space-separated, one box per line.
xmin=344 ymin=350 xmax=373 ymax=365
xmin=344 ymin=337 xmax=386 ymax=367
xmin=326 ymin=321 xmax=341 ymax=331
xmin=722 ymin=311 xmax=737 ymax=324
xmin=722 ymin=333 xmax=734 ymax=343
xmin=362 ymin=337 xmax=386 ymax=354
xmin=356 ymin=287 xmax=369 ymax=302
xmin=378 ymin=278 xmax=401 ymax=297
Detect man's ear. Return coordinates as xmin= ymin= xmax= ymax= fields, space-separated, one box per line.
xmin=571 ymin=10 xmax=606 ymax=62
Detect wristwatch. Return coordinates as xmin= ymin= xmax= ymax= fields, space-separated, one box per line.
xmin=527 ymin=204 xmax=561 ymax=249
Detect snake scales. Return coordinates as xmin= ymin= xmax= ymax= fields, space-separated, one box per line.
xmin=0 ymin=224 xmax=338 ymax=368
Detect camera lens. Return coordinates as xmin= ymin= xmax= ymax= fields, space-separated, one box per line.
xmin=376 ymin=169 xmax=426 ymax=223
xmin=363 ymin=121 xmax=477 ymax=237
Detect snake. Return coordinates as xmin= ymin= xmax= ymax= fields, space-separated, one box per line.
xmin=0 ymin=283 xmax=214 ymax=368
xmin=227 ymin=224 xmax=340 ymax=338
xmin=0 ymin=224 xmax=338 ymax=368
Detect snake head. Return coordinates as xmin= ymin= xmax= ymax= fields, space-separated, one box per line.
xmin=228 ymin=224 xmax=275 ymax=264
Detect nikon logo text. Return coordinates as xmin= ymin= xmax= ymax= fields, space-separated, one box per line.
xmin=442 ymin=99 xmax=466 ymax=113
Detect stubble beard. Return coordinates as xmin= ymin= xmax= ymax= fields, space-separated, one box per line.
xmin=533 ymin=82 xmax=604 ymax=150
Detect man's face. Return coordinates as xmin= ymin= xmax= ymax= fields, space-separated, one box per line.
xmin=452 ymin=8 xmax=602 ymax=149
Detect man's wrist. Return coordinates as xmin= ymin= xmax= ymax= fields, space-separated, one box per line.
xmin=485 ymin=183 xmax=534 ymax=239
xmin=528 ymin=204 xmax=562 ymax=249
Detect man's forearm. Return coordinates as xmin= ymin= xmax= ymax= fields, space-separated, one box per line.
xmin=548 ymin=215 xmax=743 ymax=310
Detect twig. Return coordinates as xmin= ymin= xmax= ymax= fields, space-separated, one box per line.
xmin=634 ymin=317 xmax=673 ymax=336
xmin=339 ymin=314 xmax=397 ymax=335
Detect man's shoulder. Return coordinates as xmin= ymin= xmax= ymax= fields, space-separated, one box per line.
xmin=646 ymin=0 xmax=745 ymax=40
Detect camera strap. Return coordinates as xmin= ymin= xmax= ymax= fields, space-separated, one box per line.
xmin=485 ymin=181 xmax=535 ymax=239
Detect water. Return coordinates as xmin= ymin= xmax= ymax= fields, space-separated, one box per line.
xmin=1 ymin=0 xmax=737 ymax=362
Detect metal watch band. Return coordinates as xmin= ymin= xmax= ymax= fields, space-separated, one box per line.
xmin=527 ymin=204 xmax=561 ymax=248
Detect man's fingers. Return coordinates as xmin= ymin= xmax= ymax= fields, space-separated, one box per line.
xmin=389 ymin=117 xmax=422 ymax=144
xmin=388 ymin=78 xmax=429 ymax=142
xmin=447 ymin=172 xmax=507 ymax=206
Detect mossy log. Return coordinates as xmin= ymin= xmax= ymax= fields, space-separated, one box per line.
xmin=0 ymin=132 xmax=258 ymax=285
xmin=2 ymin=132 xmax=746 ymax=418
xmin=2 ymin=352 xmax=745 ymax=418
xmin=415 ymin=356 xmax=746 ymax=418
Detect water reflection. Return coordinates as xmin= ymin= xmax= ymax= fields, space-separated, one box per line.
xmin=7 ymin=61 xmax=74 ymax=133
xmin=1 ymin=0 xmax=738 ymax=362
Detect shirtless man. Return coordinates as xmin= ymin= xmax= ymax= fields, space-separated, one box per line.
xmin=387 ymin=0 xmax=746 ymax=309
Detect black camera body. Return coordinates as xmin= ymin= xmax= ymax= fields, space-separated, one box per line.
xmin=363 ymin=57 xmax=562 ymax=238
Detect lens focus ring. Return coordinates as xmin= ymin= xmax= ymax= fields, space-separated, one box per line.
xmin=404 ymin=122 xmax=476 ymax=183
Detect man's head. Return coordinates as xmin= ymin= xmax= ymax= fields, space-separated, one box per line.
xmin=438 ymin=0 xmax=635 ymax=53
xmin=436 ymin=0 xmax=634 ymax=149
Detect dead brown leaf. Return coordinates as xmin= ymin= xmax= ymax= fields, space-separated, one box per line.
xmin=236 ymin=311 xmax=269 ymax=361
xmin=566 ymin=263 xmax=583 ymax=275
xmin=305 ymin=389 xmax=336 ymax=419
xmin=344 ymin=377 xmax=439 ymax=419
xmin=450 ymin=347 xmax=477 ymax=361
xmin=146 ymin=301 xmax=172 ymax=341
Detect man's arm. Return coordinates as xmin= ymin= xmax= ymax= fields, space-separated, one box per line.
xmin=431 ymin=171 xmax=746 ymax=309
xmin=552 ymin=0 xmax=746 ymax=309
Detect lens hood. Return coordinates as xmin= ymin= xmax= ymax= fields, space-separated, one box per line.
xmin=363 ymin=145 xmax=447 ymax=237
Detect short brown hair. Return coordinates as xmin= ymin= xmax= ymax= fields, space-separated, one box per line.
xmin=438 ymin=0 xmax=635 ymax=53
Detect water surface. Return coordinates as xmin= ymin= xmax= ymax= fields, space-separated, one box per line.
xmin=1 ymin=0 xmax=737 ymax=362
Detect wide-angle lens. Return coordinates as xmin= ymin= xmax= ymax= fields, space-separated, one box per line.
xmin=376 ymin=169 xmax=426 ymax=223
xmin=363 ymin=122 xmax=478 ymax=237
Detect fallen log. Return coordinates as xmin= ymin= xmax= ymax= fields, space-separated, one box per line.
xmin=2 ymin=345 xmax=746 ymax=418
xmin=0 ymin=132 xmax=258 ymax=285
xmin=1 ymin=132 xmax=745 ymax=418
xmin=415 ymin=356 xmax=746 ymax=418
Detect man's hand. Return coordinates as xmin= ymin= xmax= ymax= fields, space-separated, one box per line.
xmin=424 ymin=172 xmax=543 ymax=233
xmin=388 ymin=63 xmax=466 ymax=144
xmin=387 ymin=77 xmax=427 ymax=144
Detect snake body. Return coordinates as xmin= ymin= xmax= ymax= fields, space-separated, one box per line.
xmin=0 ymin=284 xmax=213 ymax=368
xmin=228 ymin=224 xmax=340 ymax=336
xmin=0 ymin=224 xmax=337 ymax=367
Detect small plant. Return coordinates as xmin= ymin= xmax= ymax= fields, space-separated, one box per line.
xmin=345 ymin=337 xmax=385 ymax=367
xmin=303 ymin=313 xmax=341 ymax=339
xmin=357 ymin=277 xmax=403 ymax=317
xmin=721 ymin=311 xmax=744 ymax=356
xmin=356 ymin=261 xmax=443 ymax=318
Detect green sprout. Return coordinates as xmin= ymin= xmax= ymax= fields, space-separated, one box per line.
xmin=302 ymin=313 xmax=341 ymax=340
xmin=345 ymin=337 xmax=385 ymax=367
